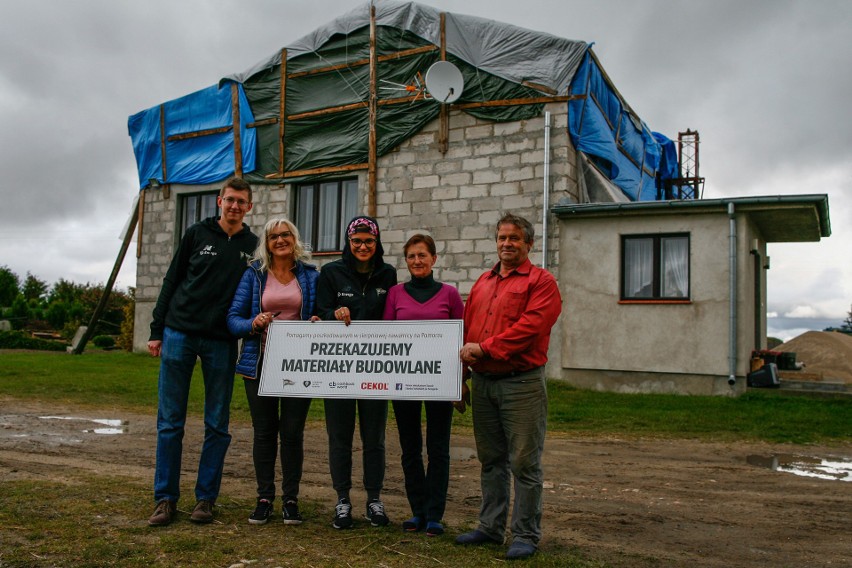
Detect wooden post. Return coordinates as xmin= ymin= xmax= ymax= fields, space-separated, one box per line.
xmin=159 ymin=104 xmax=167 ymax=181
xmin=136 ymin=188 xmax=145 ymax=258
xmin=231 ymin=82 xmax=243 ymax=177
xmin=71 ymin=195 xmax=140 ymax=355
xmin=438 ymin=12 xmax=449 ymax=154
xmin=279 ymin=48 xmax=287 ymax=177
xmin=367 ymin=3 xmax=378 ymax=217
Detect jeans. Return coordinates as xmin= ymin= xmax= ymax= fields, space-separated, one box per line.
xmin=244 ymin=377 xmax=312 ymax=502
xmin=471 ymin=367 xmax=548 ymax=546
xmin=153 ymin=326 xmax=237 ymax=503
xmin=324 ymin=398 xmax=388 ymax=501
xmin=392 ymin=399 xmax=453 ymax=522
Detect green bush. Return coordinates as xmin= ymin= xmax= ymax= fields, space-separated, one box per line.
xmin=92 ymin=335 xmax=116 ymax=349
xmin=0 ymin=330 xmax=67 ymax=351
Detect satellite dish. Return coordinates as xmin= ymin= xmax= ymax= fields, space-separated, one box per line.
xmin=424 ymin=61 xmax=464 ymax=104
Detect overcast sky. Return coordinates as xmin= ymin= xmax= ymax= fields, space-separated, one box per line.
xmin=1 ymin=0 xmax=849 ymax=341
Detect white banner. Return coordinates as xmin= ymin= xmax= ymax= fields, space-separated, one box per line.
xmin=258 ymin=320 xmax=463 ymax=400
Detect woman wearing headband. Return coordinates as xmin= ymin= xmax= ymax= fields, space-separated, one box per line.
xmin=316 ymin=215 xmax=397 ymax=529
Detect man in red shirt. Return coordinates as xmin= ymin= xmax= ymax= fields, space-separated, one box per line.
xmin=455 ymin=213 xmax=562 ymax=561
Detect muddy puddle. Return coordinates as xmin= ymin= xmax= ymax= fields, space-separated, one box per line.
xmin=747 ymin=453 xmax=851 ymax=482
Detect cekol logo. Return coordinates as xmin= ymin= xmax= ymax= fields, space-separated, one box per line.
xmin=361 ymin=382 xmax=388 ymax=390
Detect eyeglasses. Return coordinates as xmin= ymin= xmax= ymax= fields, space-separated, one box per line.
xmin=349 ymin=237 xmax=377 ymax=248
xmin=221 ymin=196 xmax=250 ymax=208
xmin=267 ymin=231 xmax=293 ymax=241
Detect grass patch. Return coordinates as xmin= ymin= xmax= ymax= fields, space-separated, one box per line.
xmin=0 ymin=475 xmax=599 ymax=568
xmin=0 ymin=351 xmax=849 ymax=444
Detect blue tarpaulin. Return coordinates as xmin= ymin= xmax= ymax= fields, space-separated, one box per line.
xmin=569 ymin=50 xmax=673 ymax=201
xmin=127 ymin=83 xmax=256 ymax=189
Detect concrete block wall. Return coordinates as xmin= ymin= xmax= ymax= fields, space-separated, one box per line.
xmin=133 ymin=103 xmax=578 ymax=353
xmin=376 ymin=102 xmax=577 ymax=295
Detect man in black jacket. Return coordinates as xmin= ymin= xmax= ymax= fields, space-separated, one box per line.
xmin=146 ymin=177 xmax=258 ymax=527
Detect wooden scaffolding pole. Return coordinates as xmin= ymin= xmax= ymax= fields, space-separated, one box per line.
xmin=231 ymin=82 xmax=243 ymax=177
xmin=438 ymin=12 xmax=449 ymax=155
xmin=367 ymin=3 xmax=378 ymax=217
xmin=71 ymin=195 xmax=140 ymax=355
xmin=279 ymin=48 xmax=287 ymax=177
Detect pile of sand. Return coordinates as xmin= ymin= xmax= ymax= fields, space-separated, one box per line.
xmin=775 ymin=330 xmax=852 ymax=383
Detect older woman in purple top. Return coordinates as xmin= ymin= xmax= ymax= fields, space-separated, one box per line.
xmin=383 ymin=234 xmax=464 ymax=537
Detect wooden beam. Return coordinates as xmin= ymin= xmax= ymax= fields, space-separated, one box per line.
xmin=288 ymin=101 xmax=368 ymax=121
xmin=167 ymin=126 xmax=232 ymax=142
xmin=454 ymin=94 xmax=578 ymax=109
xmin=159 ymin=104 xmax=166 ymax=181
xmin=286 ymin=45 xmax=438 ymax=79
xmin=231 ymin=82 xmax=243 ymax=177
xmin=368 ymin=3 xmax=377 ymax=217
xmin=246 ymin=118 xmax=277 ymax=128
xmin=438 ymin=12 xmax=449 ymax=154
xmin=72 ymin=195 xmax=140 ymax=355
xmin=136 ymin=188 xmax=144 ymax=259
xmin=264 ymin=162 xmax=369 ymax=179
xmin=279 ymin=48 xmax=287 ymax=177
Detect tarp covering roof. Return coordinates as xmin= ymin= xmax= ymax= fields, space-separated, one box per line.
xmin=127 ymin=0 xmax=675 ymax=202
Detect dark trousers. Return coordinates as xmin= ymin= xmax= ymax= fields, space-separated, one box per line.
xmin=243 ymin=377 xmax=312 ymax=502
xmin=324 ymin=398 xmax=388 ymax=501
xmin=392 ymin=399 xmax=453 ymax=523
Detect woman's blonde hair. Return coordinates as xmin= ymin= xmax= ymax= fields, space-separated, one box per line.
xmin=251 ymin=217 xmax=311 ymax=271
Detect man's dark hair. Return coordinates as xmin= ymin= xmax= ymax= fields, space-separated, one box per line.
xmin=220 ymin=177 xmax=252 ymax=201
xmin=495 ymin=212 xmax=534 ymax=243
xmin=403 ymin=233 xmax=437 ymax=256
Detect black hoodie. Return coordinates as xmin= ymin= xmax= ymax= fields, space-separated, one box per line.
xmin=316 ymin=215 xmax=397 ymax=321
xmin=150 ymin=216 xmax=257 ymax=341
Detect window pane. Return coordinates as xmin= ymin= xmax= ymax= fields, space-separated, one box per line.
xmin=317 ymin=182 xmax=340 ymax=251
xmin=661 ymin=237 xmax=689 ymax=298
xmin=296 ymin=185 xmax=315 ymax=252
xmin=201 ymin=194 xmax=218 ymax=219
xmin=182 ymin=195 xmax=199 ymax=237
xmin=624 ymin=238 xmax=654 ymax=298
xmin=341 ymin=180 xmax=359 ymax=245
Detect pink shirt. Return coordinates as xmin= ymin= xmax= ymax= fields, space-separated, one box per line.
xmin=261 ymin=275 xmax=302 ymax=348
xmin=383 ymin=283 xmax=464 ymax=321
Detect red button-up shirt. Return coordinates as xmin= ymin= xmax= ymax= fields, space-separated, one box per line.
xmin=463 ymin=258 xmax=562 ymax=374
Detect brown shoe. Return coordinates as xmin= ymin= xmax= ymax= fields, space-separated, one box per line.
xmin=190 ymin=499 xmax=215 ymax=524
xmin=148 ymin=499 xmax=176 ymax=526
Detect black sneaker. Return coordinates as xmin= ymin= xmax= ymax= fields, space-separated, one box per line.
xmin=282 ymin=499 xmax=303 ymax=525
xmin=365 ymin=499 xmax=389 ymax=527
xmin=248 ymin=499 xmax=273 ymax=525
xmin=332 ymin=497 xmax=353 ymax=529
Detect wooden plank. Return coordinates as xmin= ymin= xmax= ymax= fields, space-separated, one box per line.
xmin=159 ymin=104 xmax=166 ymax=181
xmin=246 ymin=118 xmax=278 ymax=128
xmin=71 ymin=195 xmax=140 ymax=355
xmin=231 ymin=82 xmax=242 ymax=177
xmin=136 ymin=188 xmax=144 ymax=259
xmin=367 ymin=3 xmax=377 ymax=217
xmin=438 ymin=12 xmax=449 ymax=155
xmin=263 ymin=162 xmax=369 ymax=179
xmin=279 ymin=48 xmax=287 ymax=177
xmin=455 ymin=94 xmax=577 ymax=109
xmin=286 ymin=45 xmax=438 ymax=79
xmin=167 ymin=126 xmax=232 ymax=142
xmin=288 ymin=101 xmax=368 ymax=121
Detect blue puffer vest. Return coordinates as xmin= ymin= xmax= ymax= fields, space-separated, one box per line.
xmin=227 ymin=259 xmax=319 ymax=378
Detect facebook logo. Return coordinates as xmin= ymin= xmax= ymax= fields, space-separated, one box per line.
xmin=395 ymin=383 xmax=403 ymax=391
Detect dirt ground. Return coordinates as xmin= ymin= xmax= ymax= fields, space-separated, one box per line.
xmin=1 ymin=397 xmax=850 ymax=567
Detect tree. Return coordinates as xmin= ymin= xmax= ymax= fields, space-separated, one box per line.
xmin=0 ymin=265 xmax=20 ymax=307
xmin=22 ymin=273 xmax=48 ymax=303
xmin=842 ymin=304 xmax=852 ymax=334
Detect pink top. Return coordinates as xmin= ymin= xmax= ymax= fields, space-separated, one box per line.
xmin=382 ymin=282 xmax=464 ymax=321
xmin=261 ymin=274 xmax=302 ymax=348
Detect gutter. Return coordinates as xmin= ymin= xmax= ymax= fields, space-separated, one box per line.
xmin=728 ymin=202 xmax=737 ymax=387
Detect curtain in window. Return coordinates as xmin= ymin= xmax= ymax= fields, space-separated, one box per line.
xmin=624 ymin=238 xmax=653 ymax=297
xmin=317 ymin=182 xmax=340 ymax=251
xmin=297 ymin=185 xmax=315 ymax=251
xmin=661 ymin=237 xmax=688 ymax=297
